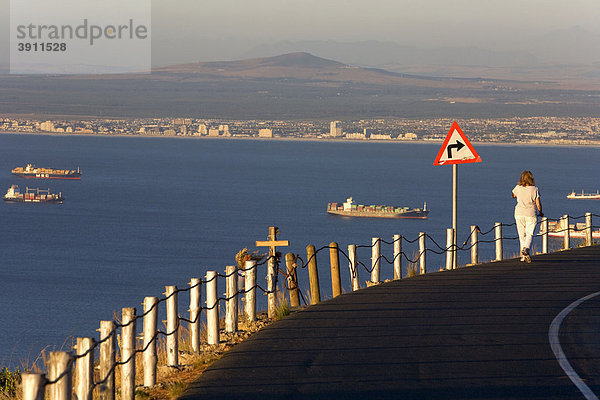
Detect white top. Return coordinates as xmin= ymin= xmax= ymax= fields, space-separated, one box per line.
xmin=512 ymin=185 xmax=540 ymax=217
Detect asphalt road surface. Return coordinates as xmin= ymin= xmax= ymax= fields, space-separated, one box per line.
xmin=181 ymin=246 xmax=600 ymax=400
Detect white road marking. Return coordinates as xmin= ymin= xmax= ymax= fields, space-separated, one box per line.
xmin=549 ymin=291 xmax=600 ymax=400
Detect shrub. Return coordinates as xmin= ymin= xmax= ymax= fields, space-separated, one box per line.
xmin=0 ymin=367 xmax=21 ymax=398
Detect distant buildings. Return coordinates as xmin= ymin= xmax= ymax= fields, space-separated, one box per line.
xmin=258 ymin=128 xmax=273 ymax=138
xmin=369 ymin=133 xmax=392 ymax=140
xmin=39 ymin=121 xmax=55 ymax=132
xmin=219 ymin=124 xmax=231 ymax=136
xmin=345 ymin=132 xmax=366 ymax=139
xmin=329 ymin=120 xmax=343 ymax=137
xmin=1 ymin=116 xmax=599 ymax=145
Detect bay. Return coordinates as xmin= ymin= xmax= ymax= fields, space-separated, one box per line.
xmin=0 ymin=134 xmax=598 ymax=367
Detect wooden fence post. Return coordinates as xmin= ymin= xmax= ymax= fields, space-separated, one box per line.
xmin=75 ymin=337 xmax=94 ymax=400
xmin=188 ymin=279 xmax=201 ymax=353
xmin=306 ymin=245 xmax=321 ymax=304
xmin=393 ymin=234 xmax=402 ymax=280
xmin=165 ymin=286 xmax=178 ymax=367
xmin=21 ymin=373 xmax=45 ymax=400
xmin=348 ymin=244 xmax=360 ymax=291
xmin=541 ymin=217 xmax=549 ymax=254
xmin=586 ymin=212 xmax=593 ymax=247
xmin=470 ymin=225 xmax=479 ymax=265
xmin=285 ymin=253 xmax=300 ymax=307
xmin=244 ymin=260 xmax=257 ymax=321
xmin=494 ymin=223 xmax=503 ymax=261
xmin=329 ymin=242 xmax=341 ymax=297
xmin=206 ymin=271 xmax=219 ymax=345
xmin=48 ymin=351 xmax=72 ymax=400
xmin=225 ymin=265 xmax=238 ymax=333
xmin=98 ymin=320 xmax=116 ymax=400
xmin=419 ymin=232 xmax=426 ymax=274
xmin=371 ymin=237 xmax=381 ymax=283
xmin=446 ymin=228 xmax=454 ymax=270
xmin=121 ymin=307 xmax=136 ymax=400
xmin=143 ymin=296 xmax=158 ymax=387
xmin=562 ymin=214 xmax=570 ymax=250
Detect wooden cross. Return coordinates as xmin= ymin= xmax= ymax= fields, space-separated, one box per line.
xmin=255 ymin=226 xmax=289 ymax=258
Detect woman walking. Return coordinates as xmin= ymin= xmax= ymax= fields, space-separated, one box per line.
xmin=512 ymin=170 xmax=543 ymax=263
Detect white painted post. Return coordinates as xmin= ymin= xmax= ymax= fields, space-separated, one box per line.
xmin=21 ymin=373 xmax=45 ymax=400
xmin=165 ymin=286 xmax=178 ymax=367
xmin=98 ymin=320 xmax=116 ymax=400
xmin=121 ymin=307 xmax=136 ymax=400
xmin=48 ymin=351 xmax=72 ymax=400
xmin=348 ymin=244 xmax=359 ymax=291
xmin=494 ymin=222 xmax=503 ymax=261
xmin=586 ymin=212 xmax=593 ymax=247
xmin=244 ymin=261 xmax=257 ymax=322
xmin=237 ymin=270 xmax=244 ymax=318
xmin=189 ymin=278 xmax=201 ymax=353
xmin=75 ymin=337 xmax=94 ymax=400
xmin=541 ymin=217 xmax=549 ymax=254
xmin=143 ymin=296 xmax=158 ymax=387
xmin=225 ymin=265 xmax=238 ymax=333
xmin=470 ymin=225 xmax=479 ymax=265
xmin=371 ymin=237 xmax=380 ymax=283
xmin=393 ymin=234 xmax=402 ymax=279
xmin=419 ymin=232 xmax=426 ymax=274
xmin=206 ymin=271 xmax=219 ymax=345
xmin=446 ymin=228 xmax=454 ymax=270
xmin=267 ymin=256 xmax=276 ymax=318
xmin=563 ymin=214 xmax=570 ymax=250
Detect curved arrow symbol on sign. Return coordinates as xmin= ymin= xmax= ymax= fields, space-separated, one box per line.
xmin=446 ymin=140 xmax=465 ymax=158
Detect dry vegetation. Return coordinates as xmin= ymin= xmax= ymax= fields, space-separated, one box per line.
xmin=7 ymin=313 xmax=273 ymax=400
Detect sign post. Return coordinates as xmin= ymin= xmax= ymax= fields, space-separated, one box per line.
xmin=433 ymin=121 xmax=482 ymax=268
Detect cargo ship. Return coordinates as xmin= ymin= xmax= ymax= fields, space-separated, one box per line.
xmin=566 ymin=190 xmax=600 ymax=200
xmin=3 ymin=185 xmax=64 ymax=203
xmin=12 ymin=164 xmax=81 ymax=179
xmin=327 ymin=197 xmax=429 ymax=219
xmin=542 ymin=220 xmax=600 ymax=239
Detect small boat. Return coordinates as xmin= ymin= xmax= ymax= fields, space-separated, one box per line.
xmin=327 ymin=197 xmax=429 ymax=219
xmin=3 ymin=185 xmax=64 ymax=203
xmin=12 ymin=164 xmax=81 ymax=179
xmin=566 ymin=190 xmax=600 ymax=200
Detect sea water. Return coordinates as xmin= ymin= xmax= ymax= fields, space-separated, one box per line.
xmin=0 ymin=134 xmax=598 ymax=367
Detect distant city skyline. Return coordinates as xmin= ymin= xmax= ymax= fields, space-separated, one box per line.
xmin=1 ymin=0 xmax=600 ymax=72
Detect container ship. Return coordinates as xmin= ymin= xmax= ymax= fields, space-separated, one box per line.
xmin=3 ymin=185 xmax=64 ymax=203
xmin=566 ymin=190 xmax=600 ymax=200
xmin=12 ymin=164 xmax=81 ymax=179
xmin=327 ymin=197 xmax=429 ymax=219
xmin=542 ymin=220 xmax=600 ymax=239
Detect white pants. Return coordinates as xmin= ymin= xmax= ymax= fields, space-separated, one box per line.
xmin=515 ymin=215 xmax=537 ymax=250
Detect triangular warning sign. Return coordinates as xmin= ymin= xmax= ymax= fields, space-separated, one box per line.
xmin=433 ymin=121 xmax=482 ymax=166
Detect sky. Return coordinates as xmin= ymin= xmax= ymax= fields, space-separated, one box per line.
xmin=1 ymin=0 xmax=599 ymax=69
xmin=150 ymin=0 xmax=600 ymax=63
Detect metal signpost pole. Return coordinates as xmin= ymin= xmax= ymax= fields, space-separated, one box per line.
xmin=452 ymin=164 xmax=458 ymax=269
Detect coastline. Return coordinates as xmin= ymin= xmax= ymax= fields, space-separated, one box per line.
xmin=2 ymin=130 xmax=600 ymax=149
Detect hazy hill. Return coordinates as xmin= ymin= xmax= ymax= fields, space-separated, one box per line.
xmin=0 ymin=52 xmax=598 ymax=119
xmin=151 ymin=52 xmax=548 ymax=90
xmin=244 ymin=41 xmax=541 ymax=68
xmin=244 ymin=28 xmax=600 ymax=68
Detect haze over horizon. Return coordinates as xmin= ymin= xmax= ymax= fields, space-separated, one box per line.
xmin=1 ymin=0 xmax=600 ymax=73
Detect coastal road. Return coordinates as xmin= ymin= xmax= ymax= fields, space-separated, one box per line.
xmin=181 ymin=246 xmax=600 ymax=399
